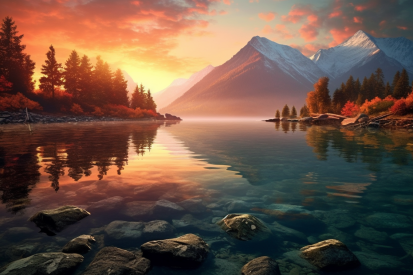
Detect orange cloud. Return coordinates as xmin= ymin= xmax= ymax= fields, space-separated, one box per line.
xmin=354 ymin=0 xmax=378 ymax=12
xmin=328 ymin=11 xmax=342 ymax=18
xmin=291 ymin=43 xmax=327 ymax=56
xmin=262 ymin=25 xmax=272 ymax=34
xmin=398 ymin=26 xmax=408 ymax=30
xmin=258 ymin=12 xmax=276 ymax=22
xmin=353 ymin=16 xmax=363 ymax=23
xmin=223 ymin=0 xmax=232 ymax=5
xmin=329 ymin=27 xmax=358 ymax=46
xmin=282 ymin=4 xmax=312 ymax=23
xmin=219 ymin=10 xmax=228 ymax=15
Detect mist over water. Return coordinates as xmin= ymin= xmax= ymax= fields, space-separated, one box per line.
xmin=0 ymin=121 xmax=412 ymax=274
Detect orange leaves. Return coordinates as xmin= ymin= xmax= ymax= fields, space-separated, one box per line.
xmin=70 ymin=103 xmax=84 ymax=115
xmin=340 ymin=101 xmax=359 ymax=117
xmin=390 ymin=98 xmax=407 ymax=115
xmin=0 ymin=93 xmax=43 ymax=111
xmin=360 ymin=96 xmax=395 ymax=115
xmin=97 ymin=104 xmax=157 ymax=119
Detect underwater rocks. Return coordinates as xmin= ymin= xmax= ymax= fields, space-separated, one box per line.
xmin=62 ymin=235 xmax=95 ymax=254
xmin=217 ymin=214 xmax=272 ymax=241
xmin=241 ymin=256 xmax=281 ymax=275
xmin=140 ymin=233 xmax=209 ymax=269
xmin=29 ymin=205 xmax=90 ymax=234
xmin=172 ymin=214 xmax=221 ymax=235
xmin=270 ymin=221 xmax=307 ymax=242
xmin=354 ymin=225 xmax=388 ymax=243
xmin=300 ymin=239 xmax=360 ymax=271
xmin=0 ymin=252 xmax=83 ymax=275
xmin=82 ymin=247 xmax=151 ymax=275
xmin=313 ymin=210 xmax=356 ymax=229
xmin=177 ymin=198 xmax=207 ymax=214
xmin=105 ymin=220 xmax=175 ymax=243
xmin=366 ymin=212 xmax=412 ymax=229
xmin=353 ymin=251 xmax=403 ymax=271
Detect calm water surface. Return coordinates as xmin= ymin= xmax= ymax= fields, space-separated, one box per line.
xmin=0 ymin=121 xmax=413 ymax=274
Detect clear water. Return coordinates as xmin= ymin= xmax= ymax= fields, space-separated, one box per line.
xmin=0 ymin=121 xmax=412 ymax=274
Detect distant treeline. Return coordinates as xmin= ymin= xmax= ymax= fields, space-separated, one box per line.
xmin=0 ymin=16 xmax=156 ymax=118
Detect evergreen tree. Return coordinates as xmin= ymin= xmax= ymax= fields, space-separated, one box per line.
xmin=281 ymin=104 xmax=290 ymax=118
xmin=344 ymin=75 xmax=356 ymax=102
xmin=64 ymin=50 xmax=81 ymax=100
xmin=291 ymin=106 xmax=297 ymax=118
xmin=384 ymin=81 xmax=392 ymax=97
xmin=78 ymin=55 xmax=93 ymax=103
xmin=315 ymin=77 xmax=331 ymax=113
xmin=39 ymin=45 xmax=63 ymax=99
xmin=112 ymin=69 xmax=129 ymax=106
xmin=367 ymin=73 xmax=376 ymax=100
xmin=130 ymin=84 xmax=146 ymax=109
xmin=0 ymin=16 xmax=35 ymax=95
xmin=92 ymin=56 xmax=112 ymax=106
xmin=332 ymin=84 xmax=346 ymax=113
xmin=145 ymin=89 xmax=157 ymax=111
xmin=275 ymin=109 xmax=280 ymax=118
xmin=300 ymin=104 xmax=309 ymax=117
xmin=354 ymin=78 xmax=361 ymax=100
xmin=360 ymin=76 xmax=370 ymax=101
xmin=374 ymin=68 xmax=385 ymax=98
xmin=392 ymin=71 xmax=400 ymax=91
xmin=393 ymin=68 xmax=410 ymax=99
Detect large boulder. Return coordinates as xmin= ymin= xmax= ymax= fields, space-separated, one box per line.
xmin=300 ymin=239 xmax=360 ymax=271
xmin=29 ymin=205 xmax=90 ymax=234
xmin=140 ymin=233 xmax=209 ymax=269
xmin=0 ymin=252 xmax=83 ymax=275
xmin=82 ymin=247 xmax=151 ymax=275
xmin=62 ymin=235 xmax=95 ymax=254
xmin=217 ymin=214 xmax=271 ymax=241
xmin=241 ymin=256 xmax=281 ymax=275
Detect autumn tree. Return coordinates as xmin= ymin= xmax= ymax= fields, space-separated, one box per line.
xmin=0 ymin=16 xmax=35 ymax=95
xmin=130 ymin=84 xmax=146 ymax=109
xmin=393 ymin=68 xmax=410 ymax=99
xmin=332 ymin=83 xmax=346 ymax=113
xmin=112 ymin=69 xmax=129 ymax=106
xmin=392 ymin=71 xmax=400 ymax=91
xmin=39 ymin=45 xmax=63 ymax=99
xmin=281 ymin=104 xmax=290 ymax=118
xmin=291 ymin=106 xmax=297 ymax=118
xmin=78 ymin=55 xmax=93 ymax=102
xmin=64 ymin=50 xmax=81 ymax=100
xmin=92 ymin=56 xmax=112 ymax=106
xmin=275 ymin=109 xmax=280 ymax=118
xmin=306 ymin=77 xmax=331 ymax=114
xmin=344 ymin=75 xmax=356 ymax=102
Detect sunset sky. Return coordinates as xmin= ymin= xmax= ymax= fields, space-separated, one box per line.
xmin=1 ymin=0 xmax=412 ymax=93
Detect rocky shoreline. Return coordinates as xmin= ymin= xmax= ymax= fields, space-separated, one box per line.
xmin=0 ymin=110 xmax=181 ymax=125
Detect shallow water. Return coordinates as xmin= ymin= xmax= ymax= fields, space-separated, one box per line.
xmin=0 ymin=121 xmax=412 ymax=274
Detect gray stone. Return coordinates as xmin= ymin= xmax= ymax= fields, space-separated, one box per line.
xmin=142 ymin=220 xmax=175 ymax=239
xmin=353 ymin=251 xmax=402 ymax=271
xmin=82 ymin=247 xmax=151 ymax=275
xmin=152 ymin=200 xmax=184 ymax=218
xmin=354 ymin=225 xmax=388 ymax=243
xmin=121 ymin=201 xmax=155 ymax=219
xmin=105 ymin=220 xmax=175 ymax=242
xmin=366 ymin=212 xmax=412 ymax=229
xmin=226 ymin=200 xmax=250 ymax=212
xmin=0 ymin=252 xmax=83 ymax=275
xmin=313 ymin=210 xmax=356 ymax=229
xmin=270 ymin=221 xmax=306 ymax=241
xmin=282 ymin=251 xmax=315 ymax=270
xmin=62 ymin=235 xmax=95 ymax=254
xmin=241 ymin=256 xmax=281 ymax=275
xmin=172 ymin=214 xmax=221 ymax=235
xmin=300 ymin=239 xmax=360 ymax=271
xmin=140 ymin=233 xmax=209 ymax=269
xmin=29 ymin=205 xmax=90 ymax=234
xmin=217 ymin=214 xmax=272 ymax=241
xmin=390 ymin=233 xmax=413 ymax=255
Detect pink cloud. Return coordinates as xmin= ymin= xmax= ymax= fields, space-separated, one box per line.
xmin=219 ymin=10 xmax=228 ymax=15
xmin=328 ymin=11 xmax=342 ymax=18
xmin=354 ymin=0 xmax=378 ymax=12
xmin=262 ymin=25 xmax=272 ymax=34
xmin=353 ymin=16 xmax=363 ymax=23
xmin=258 ymin=12 xmax=276 ymax=22
xmin=222 ymin=0 xmax=232 ymax=5
xmin=329 ymin=27 xmax=358 ymax=46
xmin=397 ymin=26 xmax=408 ymax=30
xmin=274 ymin=24 xmax=294 ymax=39
xmin=282 ymin=4 xmax=312 ymax=23
xmin=299 ymin=23 xmax=318 ymax=42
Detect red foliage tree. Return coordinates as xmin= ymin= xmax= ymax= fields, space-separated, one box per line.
xmin=341 ymin=101 xmax=360 ymax=117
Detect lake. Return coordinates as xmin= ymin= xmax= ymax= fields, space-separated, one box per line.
xmin=0 ymin=120 xmax=413 ymax=274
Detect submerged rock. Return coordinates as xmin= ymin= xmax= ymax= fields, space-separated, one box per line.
xmin=270 ymin=221 xmax=306 ymax=242
xmin=366 ymin=212 xmax=412 ymax=229
xmin=313 ymin=210 xmax=356 ymax=229
xmin=353 ymin=251 xmax=403 ymax=271
xmin=0 ymin=252 xmax=83 ymax=275
xmin=241 ymin=256 xmax=281 ymax=275
xmin=152 ymin=200 xmax=184 ymax=218
xmin=82 ymin=247 xmax=151 ymax=275
xmin=29 ymin=205 xmax=90 ymax=234
xmin=300 ymin=239 xmax=360 ymax=271
xmin=62 ymin=235 xmax=95 ymax=254
xmin=217 ymin=214 xmax=272 ymax=241
xmin=172 ymin=214 xmax=221 ymax=235
xmin=177 ymin=198 xmax=207 ymax=214
xmin=140 ymin=233 xmax=209 ymax=269
xmin=105 ymin=220 xmax=175 ymax=242
xmin=354 ymin=225 xmax=388 ymax=243
xmin=87 ymin=196 xmax=124 ymax=212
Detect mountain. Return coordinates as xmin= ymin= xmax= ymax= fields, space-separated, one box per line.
xmin=153 ymin=65 xmax=214 ymax=110
xmin=310 ymin=30 xmax=412 ymax=87
xmin=160 ymin=36 xmax=326 ymax=117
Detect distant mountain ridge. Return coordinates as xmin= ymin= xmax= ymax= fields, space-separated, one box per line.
xmin=157 ymin=30 xmax=413 ymax=117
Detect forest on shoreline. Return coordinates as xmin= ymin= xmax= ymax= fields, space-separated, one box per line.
xmin=0 ymin=17 xmax=157 ymax=119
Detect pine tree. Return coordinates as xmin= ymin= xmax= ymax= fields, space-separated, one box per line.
xmin=130 ymin=84 xmax=146 ymax=109
xmin=275 ymin=109 xmax=280 ymax=118
xmin=354 ymin=78 xmax=361 ymax=100
xmin=392 ymin=71 xmax=400 ymax=91
xmin=112 ymin=69 xmax=129 ymax=106
xmin=345 ymin=75 xmax=356 ymax=102
xmin=291 ymin=106 xmax=297 ymax=118
xmin=367 ymin=73 xmax=376 ymax=100
xmin=78 ymin=55 xmax=93 ymax=103
xmin=374 ymin=68 xmax=385 ymax=98
xmin=384 ymin=81 xmax=392 ymax=97
xmin=332 ymin=84 xmax=346 ymax=113
xmin=64 ymin=50 xmax=81 ymax=100
xmin=0 ymin=16 xmax=35 ymax=95
xmin=92 ymin=56 xmax=112 ymax=106
xmin=145 ymin=89 xmax=157 ymax=111
xmin=300 ymin=104 xmax=309 ymax=117
xmin=315 ymin=77 xmax=331 ymax=113
xmin=281 ymin=104 xmax=290 ymax=118
xmin=393 ymin=68 xmax=410 ymax=99
xmin=39 ymin=45 xmax=63 ymax=98
xmin=360 ymin=76 xmax=370 ymax=101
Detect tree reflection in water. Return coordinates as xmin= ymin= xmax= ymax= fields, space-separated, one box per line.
xmin=0 ymin=122 xmax=176 ymax=213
